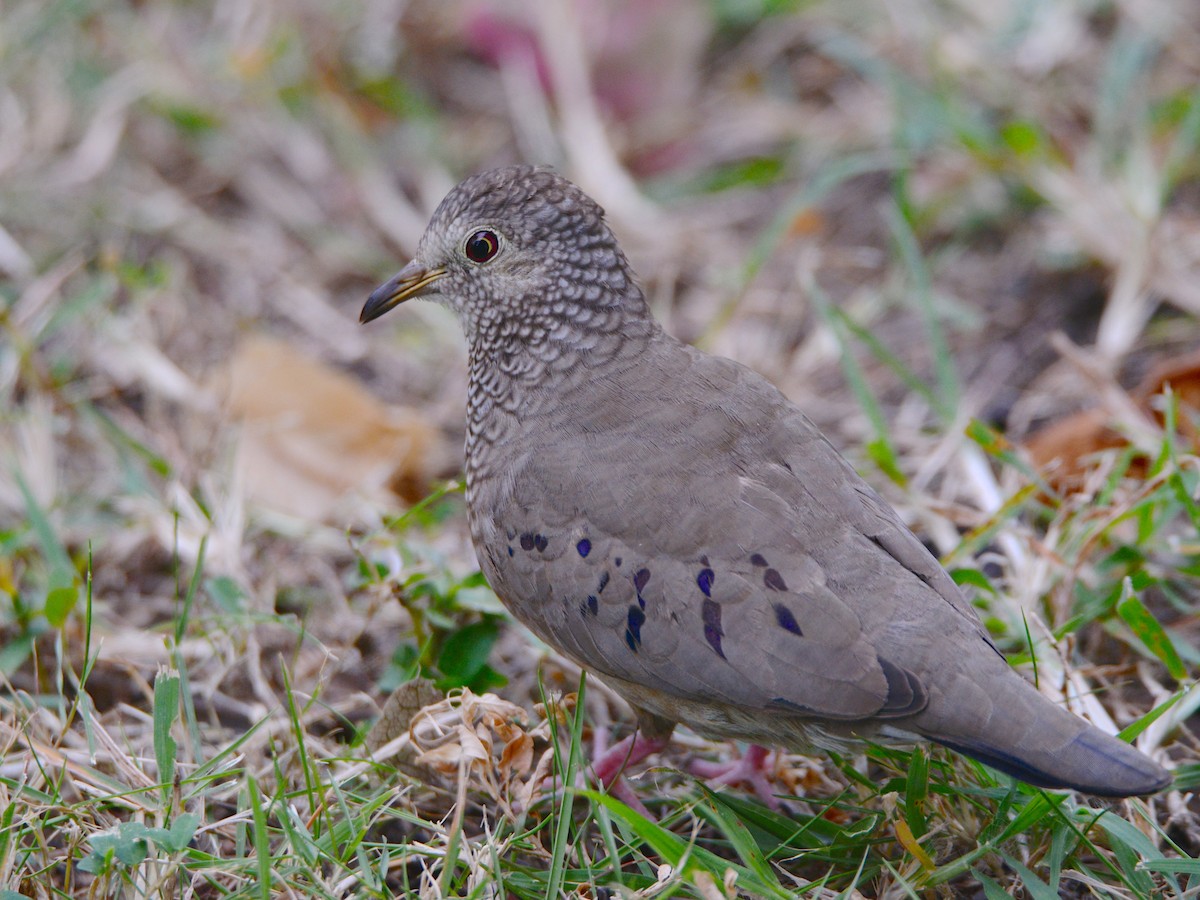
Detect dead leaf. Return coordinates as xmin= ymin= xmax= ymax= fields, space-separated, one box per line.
xmin=1023 ymin=408 xmax=1131 ymax=492
xmin=1024 ymin=349 xmax=1200 ymax=493
xmin=498 ymin=733 xmax=534 ymax=781
xmin=215 ymin=335 xmax=445 ymax=520
xmin=414 ymin=740 xmax=468 ymax=774
xmin=787 ymin=208 xmax=825 ymax=238
xmin=367 ymin=678 xmax=444 ymax=754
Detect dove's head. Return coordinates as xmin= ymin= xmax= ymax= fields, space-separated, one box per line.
xmin=361 ymin=166 xmax=642 ymax=348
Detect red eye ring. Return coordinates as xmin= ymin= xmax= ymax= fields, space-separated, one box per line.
xmin=464 ymin=229 xmax=500 ymax=263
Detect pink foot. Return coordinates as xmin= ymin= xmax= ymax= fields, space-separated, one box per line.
xmin=592 ymin=731 xmax=671 ymax=785
xmin=689 ymin=744 xmax=782 ymax=809
xmin=590 ymin=731 xmax=671 ymax=817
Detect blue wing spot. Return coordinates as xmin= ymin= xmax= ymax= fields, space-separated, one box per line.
xmin=598 ymin=571 xmax=610 ymax=593
xmin=696 ymin=568 xmax=714 ymax=597
xmin=764 ymin=568 xmax=788 ymax=591
xmin=701 ymin=598 xmax=725 ymax=659
xmin=625 ymin=605 xmax=645 ymax=651
xmin=576 ymin=539 xmax=591 ymax=558
xmin=750 ymin=553 xmax=768 ymax=567
xmin=507 ymin=546 xmax=514 ymax=557
xmin=534 ymin=534 xmax=549 ymax=552
xmin=615 ymin=557 xmax=623 ymax=567
xmin=634 ymin=568 xmax=650 ymax=594
xmin=774 ymin=603 xmax=803 ymax=636
xmin=520 ymin=533 xmax=535 ymax=551
xmin=770 ymin=697 xmax=812 ymax=712
xmin=586 ymin=595 xmax=598 ymax=615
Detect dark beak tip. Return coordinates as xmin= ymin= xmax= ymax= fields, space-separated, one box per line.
xmin=359 ymin=264 xmax=443 ymax=325
xmin=358 ymin=290 xmax=393 ymax=325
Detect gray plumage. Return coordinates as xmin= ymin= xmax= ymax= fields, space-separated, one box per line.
xmin=362 ymin=165 xmax=1169 ymax=797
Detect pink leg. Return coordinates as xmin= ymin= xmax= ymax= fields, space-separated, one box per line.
xmin=688 ymin=744 xmax=782 ymax=809
xmin=590 ymin=731 xmax=671 ymax=818
xmin=592 ymin=731 xmax=672 ymax=787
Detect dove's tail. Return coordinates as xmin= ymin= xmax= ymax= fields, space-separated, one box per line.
xmin=919 ymin=665 xmax=1169 ymax=797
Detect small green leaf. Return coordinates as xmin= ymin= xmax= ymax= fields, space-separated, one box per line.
xmin=995 ymin=792 xmax=1064 ymax=844
xmin=0 ymin=634 xmax=35 ymax=676
xmin=162 ymin=812 xmax=200 ymax=853
xmin=436 ymin=619 xmax=499 ymax=686
xmin=90 ymin=822 xmax=152 ymax=867
xmin=465 ymin=663 xmax=507 ymax=694
xmin=693 ymin=788 xmax=778 ymax=886
xmin=866 ymin=437 xmax=906 ymax=486
xmin=247 ymin=774 xmax=272 ymax=899
xmin=77 ymin=847 xmax=114 ymax=875
xmin=14 ymin=471 xmax=74 ymax=586
xmin=949 ymin=567 xmax=996 ymax=593
xmin=1000 ymin=120 xmax=1044 ymax=158
xmin=380 ymin=642 xmax=421 ymax=691
xmin=205 ymin=576 xmax=245 ymax=613
xmin=450 ymin=584 xmax=506 ymax=614
xmin=44 ymin=584 xmax=78 ymax=627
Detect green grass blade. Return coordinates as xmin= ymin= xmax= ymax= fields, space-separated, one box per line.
xmin=545 ymin=673 xmax=588 ymax=900
xmin=247 ymin=774 xmax=272 ymax=900
xmin=577 ymin=788 xmax=792 ymax=898
xmin=174 ymin=533 xmax=207 ymax=644
xmin=885 ymin=202 xmax=958 ymax=418
xmin=1116 ymin=578 xmax=1187 ymax=679
xmin=693 ymin=786 xmax=780 ymax=887
xmin=810 ymin=278 xmax=904 ymax=484
xmin=152 ymin=668 xmax=180 ymax=805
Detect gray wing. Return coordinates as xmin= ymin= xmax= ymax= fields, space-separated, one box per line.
xmin=479 ymin=342 xmax=983 ymax=724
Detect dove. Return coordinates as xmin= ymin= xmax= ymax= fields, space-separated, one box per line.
xmin=361 ymin=165 xmax=1170 ymax=802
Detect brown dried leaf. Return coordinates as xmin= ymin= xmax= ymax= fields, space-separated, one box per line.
xmin=414 ymin=741 xmax=467 ymax=775
xmin=1024 ymin=350 xmax=1200 ymax=493
xmin=498 ymin=732 xmax=534 ymax=781
xmin=1023 ymin=408 xmax=1132 ymax=493
xmin=532 ymin=692 xmax=576 ymax=728
xmin=1133 ymin=350 xmax=1200 ymax=437
xmin=366 ymin=678 xmax=444 ymax=754
xmin=217 ymin=335 xmax=443 ymax=520
xmin=457 ymin=723 xmax=490 ymax=764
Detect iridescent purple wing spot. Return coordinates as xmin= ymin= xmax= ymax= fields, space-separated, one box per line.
xmin=702 ymin=598 xmax=725 ymax=659
xmin=773 ymin=603 xmax=803 ymax=636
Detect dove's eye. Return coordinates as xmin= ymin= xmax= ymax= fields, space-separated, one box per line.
xmin=464 ymin=229 xmax=501 ymax=263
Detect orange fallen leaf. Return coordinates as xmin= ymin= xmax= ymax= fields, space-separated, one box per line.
xmin=217 ymin=335 xmax=445 ymax=520
xmin=498 ymin=732 xmax=534 ymax=781
xmin=787 ymin=207 xmax=825 ymax=238
xmin=1024 ymin=350 xmax=1200 ymax=493
xmin=894 ymin=818 xmax=935 ymax=869
xmin=1023 ymin=408 xmax=1132 ymax=492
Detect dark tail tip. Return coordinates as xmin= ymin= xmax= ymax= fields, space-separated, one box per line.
xmin=936 ymin=729 xmax=1171 ymax=797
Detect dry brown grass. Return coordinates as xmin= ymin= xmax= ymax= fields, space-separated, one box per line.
xmin=2 ymin=0 xmax=1199 ymax=896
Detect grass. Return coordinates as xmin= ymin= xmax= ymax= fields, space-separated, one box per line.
xmin=2 ymin=0 xmax=1199 ymax=896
